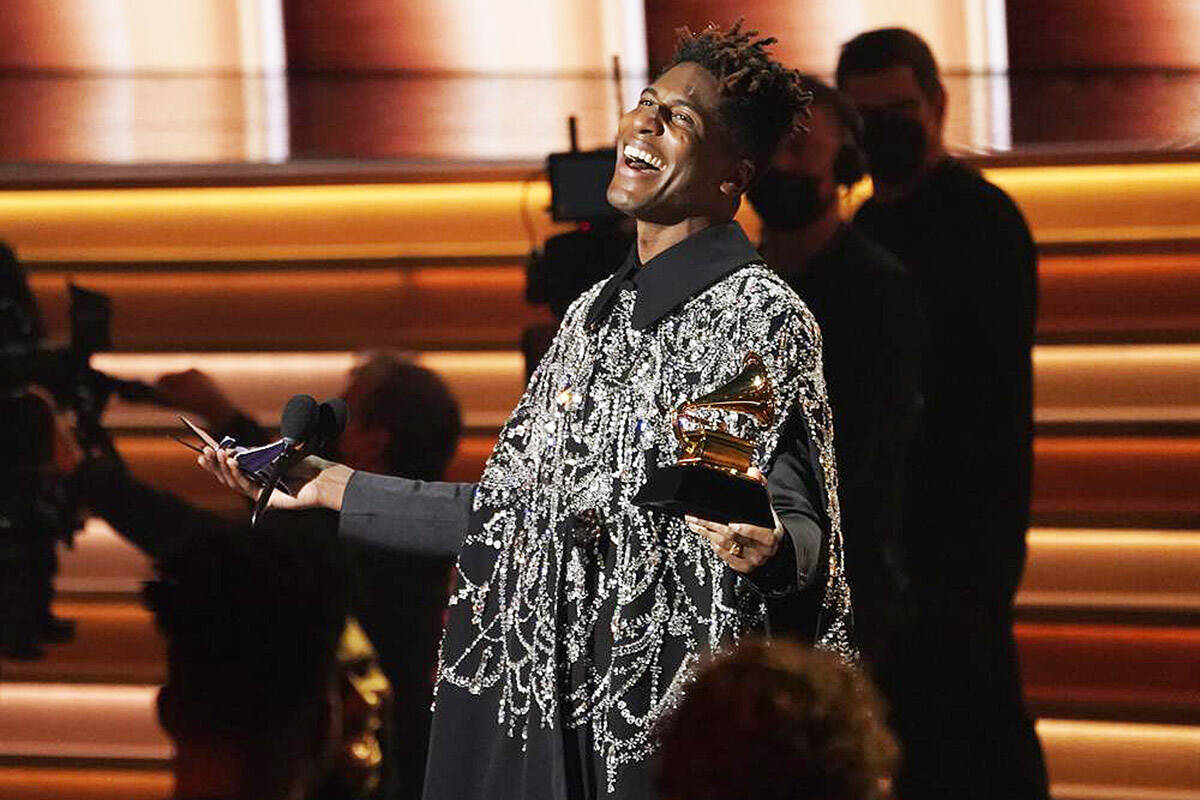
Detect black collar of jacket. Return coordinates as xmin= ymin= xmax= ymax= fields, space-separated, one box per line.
xmin=585 ymin=220 xmax=762 ymax=331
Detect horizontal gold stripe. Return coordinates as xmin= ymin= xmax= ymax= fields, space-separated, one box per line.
xmin=89 ymin=343 xmax=1200 ymax=433
xmin=0 ymin=684 xmax=167 ymax=761
xmin=0 ymin=181 xmax=567 ymax=262
xmin=2 ymin=162 xmax=1198 ymax=262
xmin=1018 ymin=529 xmax=1200 ymax=613
xmin=3 ymin=681 xmax=1198 ymax=794
xmin=0 ymin=766 xmax=170 ymax=800
xmin=1038 ymin=719 xmax=1200 ymax=794
xmin=56 ymin=520 xmax=1200 ymax=616
xmin=93 ymin=350 xmax=526 ymax=430
xmin=1035 ymin=344 xmax=1200 ymax=423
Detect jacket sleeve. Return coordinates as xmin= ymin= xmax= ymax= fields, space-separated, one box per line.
xmin=338 ymin=470 xmax=476 ymax=557
xmin=748 ymin=416 xmax=825 ymax=597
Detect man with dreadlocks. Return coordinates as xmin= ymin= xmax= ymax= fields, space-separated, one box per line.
xmin=201 ymin=21 xmax=853 ymax=800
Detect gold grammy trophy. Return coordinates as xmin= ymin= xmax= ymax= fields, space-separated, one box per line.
xmin=633 ymin=352 xmax=776 ymax=528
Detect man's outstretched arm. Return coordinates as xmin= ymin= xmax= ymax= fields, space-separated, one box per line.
xmin=338 ymin=470 xmax=474 ymax=557
xmin=200 ymin=448 xmax=472 ymax=557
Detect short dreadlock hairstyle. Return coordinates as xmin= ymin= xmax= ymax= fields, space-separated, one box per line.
xmin=665 ymin=20 xmax=811 ymax=178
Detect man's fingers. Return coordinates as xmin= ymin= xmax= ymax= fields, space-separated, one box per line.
xmin=220 ymin=451 xmax=259 ymax=496
xmin=707 ymin=538 xmax=754 ymax=572
xmin=685 ymin=515 xmax=732 ymax=548
xmin=686 ymin=514 xmax=779 ymax=573
xmin=686 ymin=516 xmax=775 ymax=548
xmin=729 ymin=522 xmax=778 ymax=548
xmin=207 ymin=448 xmax=253 ymax=498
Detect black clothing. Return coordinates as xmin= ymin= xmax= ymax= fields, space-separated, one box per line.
xmin=854 ymin=157 xmax=1047 ymax=800
xmin=587 ymin=222 xmax=779 ymax=330
xmin=855 ymin=159 xmax=1037 ymax=600
xmin=342 ymin=222 xmax=852 ymax=800
xmin=766 ymin=225 xmax=924 ymax=665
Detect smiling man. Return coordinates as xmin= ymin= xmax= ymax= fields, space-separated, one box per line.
xmin=200 ymin=22 xmax=852 ymax=800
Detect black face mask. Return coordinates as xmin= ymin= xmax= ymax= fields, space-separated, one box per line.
xmin=747 ymin=170 xmax=830 ymax=231
xmin=861 ymin=110 xmax=927 ymax=186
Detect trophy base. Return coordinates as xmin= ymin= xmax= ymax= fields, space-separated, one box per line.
xmin=632 ymin=464 xmax=774 ymax=528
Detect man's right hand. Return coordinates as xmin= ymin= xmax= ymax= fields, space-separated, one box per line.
xmin=198 ymin=447 xmax=353 ymax=512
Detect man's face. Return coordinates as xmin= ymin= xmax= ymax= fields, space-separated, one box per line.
xmin=333 ymin=619 xmax=393 ymax=796
xmin=774 ymin=104 xmax=841 ymax=195
xmin=839 ymin=63 xmax=944 ymax=166
xmin=607 ymin=62 xmax=747 ymax=225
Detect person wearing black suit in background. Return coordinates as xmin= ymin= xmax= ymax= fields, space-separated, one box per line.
xmin=747 ymin=76 xmax=924 ymax=677
xmin=836 ymin=28 xmax=1046 ymax=800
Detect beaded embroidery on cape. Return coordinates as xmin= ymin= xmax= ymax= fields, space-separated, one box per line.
xmin=437 ymin=264 xmax=854 ymax=792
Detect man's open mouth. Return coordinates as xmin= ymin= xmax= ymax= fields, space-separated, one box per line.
xmin=622 ymin=143 xmax=664 ymax=172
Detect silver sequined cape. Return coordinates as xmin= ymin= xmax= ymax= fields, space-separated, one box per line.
xmin=430 ymin=259 xmax=853 ymax=798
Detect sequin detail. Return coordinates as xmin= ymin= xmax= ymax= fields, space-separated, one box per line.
xmin=436 ymin=264 xmax=854 ymax=793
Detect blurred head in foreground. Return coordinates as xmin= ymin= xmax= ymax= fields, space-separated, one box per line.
xmin=656 ymin=638 xmax=897 ymax=800
xmin=144 ymin=522 xmax=350 ymax=800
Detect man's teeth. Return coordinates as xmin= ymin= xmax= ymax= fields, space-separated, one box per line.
xmin=623 ymin=144 xmax=664 ymax=170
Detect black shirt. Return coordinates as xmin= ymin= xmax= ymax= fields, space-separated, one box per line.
xmin=854 ymin=158 xmax=1038 ymax=602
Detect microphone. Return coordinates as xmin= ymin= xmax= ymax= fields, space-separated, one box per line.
xmin=316 ymin=397 xmax=348 ymax=448
xmin=281 ymin=394 xmax=321 ymax=447
xmin=251 ymin=394 xmax=321 ymax=527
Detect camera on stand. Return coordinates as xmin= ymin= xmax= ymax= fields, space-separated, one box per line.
xmin=523 ymin=120 xmax=634 ymax=377
xmin=1 ymin=252 xmax=158 ymax=659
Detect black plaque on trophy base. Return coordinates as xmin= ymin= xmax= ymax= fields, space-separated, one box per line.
xmin=633 ymin=464 xmax=774 ymax=528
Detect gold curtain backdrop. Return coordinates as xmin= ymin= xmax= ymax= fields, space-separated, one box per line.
xmin=0 ymin=0 xmax=1197 ymax=163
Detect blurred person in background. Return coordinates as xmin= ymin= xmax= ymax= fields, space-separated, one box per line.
xmin=0 ymin=243 xmax=79 ymax=659
xmin=93 ymin=352 xmax=462 ymax=799
xmin=655 ymin=637 xmax=897 ymax=800
xmin=0 ymin=389 xmax=82 ymax=658
xmin=144 ymin=521 xmax=350 ymax=800
xmin=748 ymin=75 xmax=924 ymax=671
xmin=76 ymin=450 xmax=398 ymax=800
xmin=836 ymin=27 xmax=1045 ymax=800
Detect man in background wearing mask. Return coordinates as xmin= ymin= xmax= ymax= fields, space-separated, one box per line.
xmin=836 ymin=28 xmax=1046 ymax=800
xmin=747 ymin=76 xmax=923 ymax=677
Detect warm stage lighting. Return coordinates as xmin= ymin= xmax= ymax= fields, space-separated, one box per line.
xmin=1 ymin=162 xmax=1197 ymax=262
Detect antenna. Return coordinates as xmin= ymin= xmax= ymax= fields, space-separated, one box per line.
xmin=568 ymin=116 xmax=579 ymax=153
xmin=612 ymin=54 xmax=623 ymax=122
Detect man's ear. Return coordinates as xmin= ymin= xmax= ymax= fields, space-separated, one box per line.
xmin=720 ymin=158 xmax=756 ymax=198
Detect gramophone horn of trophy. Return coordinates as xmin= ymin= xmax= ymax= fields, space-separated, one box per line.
xmin=633 ymin=352 xmax=776 ymax=528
